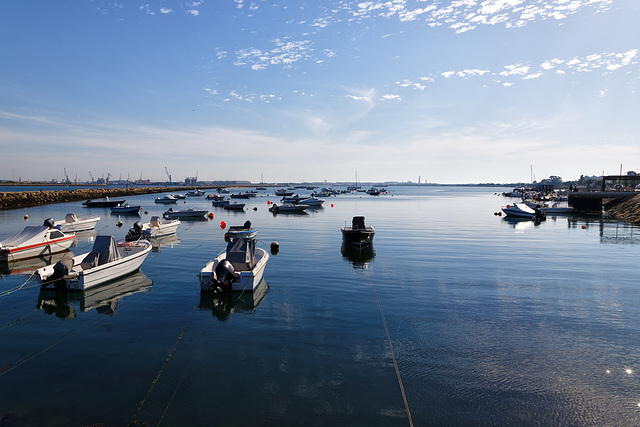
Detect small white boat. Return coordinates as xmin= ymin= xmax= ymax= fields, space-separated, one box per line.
xmin=502 ymin=203 xmax=545 ymax=219
xmin=163 ymin=208 xmax=208 ymax=219
xmin=269 ymin=203 xmax=308 ymax=213
xmin=126 ymin=216 xmax=180 ymax=240
xmin=341 ymin=216 xmax=375 ymax=248
xmin=312 ymin=192 xmax=331 ymax=197
xmin=36 ymin=236 xmax=152 ymax=291
xmin=275 ymin=189 xmax=293 ymax=196
xmin=199 ymin=221 xmax=269 ymax=293
xmin=186 ymin=190 xmax=206 ymax=197
xmin=53 ymin=213 xmax=101 ymax=232
xmin=0 ymin=220 xmax=77 ymax=262
xmin=540 ymin=203 xmax=573 ymax=215
xmin=297 ymin=196 xmax=324 ymax=207
xmin=171 ymin=194 xmax=187 ymax=199
xmin=110 ymin=204 xmax=142 ymax=214
xmin=155 ymin=195 xmax=178 ymax=204
xmin=210 ymin=196 xmax=227 ymax=206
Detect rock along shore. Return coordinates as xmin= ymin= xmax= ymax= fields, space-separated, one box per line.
xmin=0 ymin=187 xmax=216 ymax=211
xmin=605 ymin=193 xmax=640 ymax=224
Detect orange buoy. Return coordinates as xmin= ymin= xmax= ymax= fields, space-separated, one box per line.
xmin=208 ymin=212 xmax=214 ymax=219
xmin=582 ymin=225 xmax=587 ymax=229
xmin=220 ymin=221 xmax=226 ymax=229
xmin=506 ymin=204 xmax=510 ymax=208
xmin=24 ymin=214 xmax=28 ymax=220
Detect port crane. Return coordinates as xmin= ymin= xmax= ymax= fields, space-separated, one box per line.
xmin=88 ymin=171 xmax=94 ymax=184
xmin=165 ymin=167 xmax=172 ymax=184
xmin=63 ymin=168 xmax=70 ymax=184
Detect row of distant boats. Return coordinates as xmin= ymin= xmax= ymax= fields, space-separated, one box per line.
xmin=1 ymin=195 xmax=376 ymax=297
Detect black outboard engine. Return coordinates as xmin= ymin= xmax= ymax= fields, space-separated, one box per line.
xmin=127 ymin=221 xmax=144 ymax=239
xmin=534 ymin=208 xmax=546 ymax=221
xmin=213 ymin=259 xmax=238 ymax=293
xmin=47 ymin=257 xmax=74 ymax=289
xmin=43 ymin=218 xmax=55 ymax=228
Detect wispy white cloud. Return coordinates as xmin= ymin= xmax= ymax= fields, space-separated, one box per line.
xmin=381 ymin=94 xmax=401 ymax=100
xmin=234 ymin=38 xmax=312 ymax=70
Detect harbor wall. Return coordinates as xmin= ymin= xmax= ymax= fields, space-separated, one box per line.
xmin=0 ymin=187 xmax=214 ymax=211
xmin=606 ymin=192 xmax=640 ymax=224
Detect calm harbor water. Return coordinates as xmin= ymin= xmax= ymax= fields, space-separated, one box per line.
xmin=1 ymin=186 xmax=640 ymax=426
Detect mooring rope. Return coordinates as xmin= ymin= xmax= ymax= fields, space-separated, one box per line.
xmin=131 ymin=304 xmax=196 ymax=424
xmin=368 ymin=268 xmax=414 ymax=427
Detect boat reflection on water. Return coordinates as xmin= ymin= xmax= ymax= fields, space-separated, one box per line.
xmin=0 ymin=250 xmax=73 ymax=277
xmin=149 ymin=233 xmax=181 ymax=252
xmin=502 ymin=216 xmax=544 ymax=231
xmin=71 ymin=229 xmax=98 ymax=246
xmin=198 ymin=278 xmax=269 ymax=321
xmin=36 ymin=270 xmax=153 ymax=320
xmin=341 ymin=242 xmax=376 ymax=268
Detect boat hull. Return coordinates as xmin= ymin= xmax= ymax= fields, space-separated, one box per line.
xmin=142 ymin=221 xmax=180 ymax=238
xmin=341 ymin=228 xmax=375 ymax=247
xmin=199 ymin=247 xmax=269 ymax=292
xmin=0 ymin=235 xmax=76 ymax=262
xmin=83 ymin=200 xmax=125 ymax=207
xmin=37 ymin=241 xmax=152 ymax=291
xmin=54 ymin=217 xmax=100 ymax=232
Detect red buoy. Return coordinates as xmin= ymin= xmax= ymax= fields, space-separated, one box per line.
xmin=220 ymin=221 xmax=226 ymax=229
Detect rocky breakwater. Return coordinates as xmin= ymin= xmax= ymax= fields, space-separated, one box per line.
xmin=606 ymin=193 xmax=640 ymax=224
xmin=0 ymin=187 xmax=202 ymax=211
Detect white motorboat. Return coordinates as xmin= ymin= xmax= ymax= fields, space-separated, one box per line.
xmin=199 ymin=221 xmax=269 ymax=293
xmin=82 ymin=198 xmax=125 ymax=207
xmin=155 ymin=195 xmax=178 ymax=204
xmin=269 ymin=203 xmax=308 ymax=213
xmin=163 ymin=208 xmax=209 ymax=219
xmin=186 ymin=189 xmax=206 ymax=197
xmin=36 ymin=236 xmax=152 ymax=291
xmin=210 ymin=196 xmax=228 ymax=206
xmin=312 ymin=192 xmax=331 ymax=197
xmin=171 ymin=194 xmax=187 ymax=199
xmin=126 ymin=216 xmax=180 ymax=240
xmin=297 ymin=196 xmax=324 ymax=207
xmin=501 ymin=203 xmax=546 ymax=219
xmin=53 ymin=213 xmax=101 ymax=232
xmin=341 ymin=216 xmax=375 ymax=248
xmin=540 ymin=202 xmax=573 ymax=215
xmin=110 ymin=204 xmax=142 ymax=214
xmin=0 ymin=219 xmax=77 ymax=262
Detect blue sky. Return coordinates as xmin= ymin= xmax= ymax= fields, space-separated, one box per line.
xmin=1 ymin=0 xmax=638 ymax=184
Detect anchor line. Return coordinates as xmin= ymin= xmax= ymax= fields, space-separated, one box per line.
xmin=368 ymin=269 xmax=414 ymax=427
xmin=131 ymin=304 xmax=196 ymax=424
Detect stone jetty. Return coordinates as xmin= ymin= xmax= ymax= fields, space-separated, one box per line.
xmin=606 ymin=192 xmax=640 ymax=224
xmin=0 ymin=187 xmax=214 ymax=211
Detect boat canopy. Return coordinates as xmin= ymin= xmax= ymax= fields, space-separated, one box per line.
xmin=225 ymin=221 xmax=256 ymax=270
xmin=65 ymin=213 xmax=78 ymax=223
xmin=150 ymin=216 xmax=162 ymax=227
xmin=352 ymin=216 xmax=366 ymax=230
xmin=0 ymin=226 xmax=50 ymax=248
xmin=81 ymin=235 xmax=120 ymax=269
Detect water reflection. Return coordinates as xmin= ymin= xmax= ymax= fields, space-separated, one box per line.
xmin=0 ymin=250 xmax=73 ymax=277
xmin=502 ymin=217 xmax=544 ymax=231
xmin=198 ymin=278 xmax=269 ymax=321
xmin=72 ymin=229 xmax=97 ymax=245
xmin=149 ymin=233 xmax=181 ymax=252
xmin=341 ymin=242 xmax=376 ymax=268
xmin=36 ymin=270 xmax=152 ymax=319
xmin=567 ymin=217 xmax=640 ymax=244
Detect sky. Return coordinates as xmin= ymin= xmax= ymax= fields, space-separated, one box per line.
xmin=1 ymin=0 xmax=639 ymax=184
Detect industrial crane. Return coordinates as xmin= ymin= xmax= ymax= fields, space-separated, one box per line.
xmin=63 ymin=168 xmax=70 ymax=184
xmin=165 ymin=167 xmax=172 ymax=184
xmin=88 ymin=171 xmax=94 ymax=183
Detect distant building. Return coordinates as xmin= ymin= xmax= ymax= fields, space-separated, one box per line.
xmin=185 ymin=177 xmax=197 ymax=186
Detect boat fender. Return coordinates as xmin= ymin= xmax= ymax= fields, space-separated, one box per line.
xmin=43 ymin=218 xmax=55 ymax=228
xmin=270 ymin=241 xmax=279 ymax=255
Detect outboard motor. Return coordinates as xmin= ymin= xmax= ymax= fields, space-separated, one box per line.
xmin=213 ymin=259 xmax=238 ymax=293
xmin=43 ymin=218 xmax=55 ymax=228
xmin=534 ymin=208 xmax=546 ymax=221
xmin=127 ymin=221 xmax=144 ymax=239
xmin=47 ymin=257 xmax=74 ymax=289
